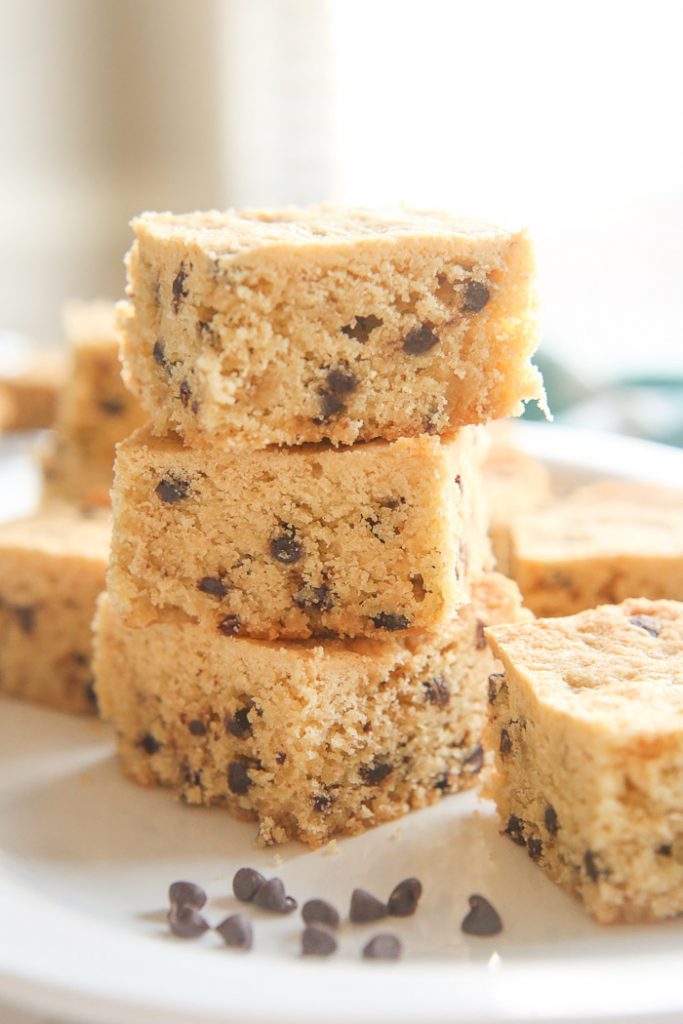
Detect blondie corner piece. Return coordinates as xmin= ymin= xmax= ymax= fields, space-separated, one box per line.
xmin=121 ymin=205 xmax=543 ymax=448
xmin=0 ymin=510 xmax=111 ymax=714
xmin=94 ymin=573 xmax=526 ymax=847
xmin=485 ymin=599 xmax=683 ymax=924
xmin=108 ymin=425 xmax=492 ymax=640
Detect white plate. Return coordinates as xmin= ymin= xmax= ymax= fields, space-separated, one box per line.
xmin=1 ymin=423 xmax=683 ymax=1024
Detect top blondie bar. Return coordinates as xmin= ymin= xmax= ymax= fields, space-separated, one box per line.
xmin=120 ymin=206 xmax=543 ymax=447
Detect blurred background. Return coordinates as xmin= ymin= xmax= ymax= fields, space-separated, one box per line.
xmin=0 ymin=0 xmax=682 ymax=441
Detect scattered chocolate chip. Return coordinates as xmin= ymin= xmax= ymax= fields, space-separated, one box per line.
xmin=14 ymin=606 xmax=35 ymax=634
xmin=253 ymin=877 xmax=297 ymax=914
xmin=316 ymin=388 xmax=346 ymax=421
xmin=275 ymin=751 xmax=287 ymax=765
xmin=341 ymin=314 xmax=382 ymax=342
xmin=226 ymin=707 xmax=252 ymax=739
xmin=371 ymin=612 xmax=410 ymax=631
xmin=544 ymin=804 xmax=559 ymax=835
xmin=362 ymin=933 xmax=402 ymax=960
xmin=302 ymin=924 xmax=337 ymax=957
xmin=179 ymin=379 xmax=191 ymax=408
xmin=191 ymin=399 xmax=200 ymax=415
xmin=423 ymin=677 xmax=450 ymax=707
xmin=216 ymin=913 xmax=253 ymax=950
xmin=84 ymin=680 xmax=97 ymax=708
xmin=233 ymin=867 xmax=266 ymax=903
xmin=499 ymin=729 xmax=512 ymax=755
xmin=454 ymin=474 xmax=462 ymax=490
xmin=463 ymin=744 xmax=484 ymax=774
xmin=302 ymin=899 xmax=340 ymax=929
xmin=402 ymin=324 xmax=439 ymax=355
xmin=293 ymin=584 xmax=333 ymax=612
xmin=168 ymin=904 xmax=209 ymax=939
xmin=155 ymin=476 xmax=189 ymax=503
xmin=100 ymin=399 xmax=125 ymax=416
xmin=388 ymin=878 xmax=422 ymax=918
xmin=583 ymin=850 xmax=607 ymax=882
xmin=218 ymin=614 xmax=241 ymax=637
xmin=657 ymin=844 xmax=672 ymax=856
xmin=628 ymin=615 xmax=662 ymax=638
xmin=461 ymin=894 xmax=502 ymax=936
xmin=188 ymin=719 xmax=206 ymax=737
xmin=360 ymin=762 xmax=393 ymax=785
xmin=475 ymin=620 xmax=487 ymax=649
xmin=153 ymin=279 xmax=161 ymax=307
xmin=270 ymin=526 xmax=303 ymax=564
xmin=503 ymin=815 xmax=526 ymax=847
xmin=312 ymin=793 xmax=335 ymax=812
xmin=433 ymin=771 xmax=451 ymax=793
xmin=462 ymin=280 xmax=490 ymax=313
xmin=138 ymin=732 xmax=161 ymax=755
xmin=181 ymin=762 xmax=202 ymax=789
xmin=153 ymin=339 xmax=168 ymax=369
xmin=488 ymin=672 xmax=504 ymax=705
xmin=527 ymin=837 xmax=543 ymax=862
xmin=326 ymin=366 xmax=357 ymax=394
xmin=197 ymin=576 xmax=229 ymax=598
xmin=172 ymin=263 xmax=189 ymax=313
xmin=350 ymin=889 xmax=388 ymax=923
xmin=227 ymin=762 xmax=252 ymax=795
xmin=169 ymin=881 xmax=207 ymax=910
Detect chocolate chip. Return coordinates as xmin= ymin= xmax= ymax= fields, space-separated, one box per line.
xmin=153 ymin=279 xmax=161 ymax=307
xmin=275 ymin=751 xmax=287 ymax=765
xmin=388 ymin=878 xmax=422 ymax=918
xmin=584 ymin=850 xmax=607 ymax=882
xmin=293 ymin=584 xmax=333 ymax=612
xmin=84 ymin=680 xmax=97 ymax=708
xmin=312 ymin=793 xmax=335 ymax=812
xmin=198 ymin=576 xmax=229 ymax=598
xmin=270 ymin=526 xmax=303 ymax=564
xmin=188 ymin=719 xmax=206 ymax=737
xmin=362 ymin=934 xmax=402 ymax=960
xmin=544 ymin=804 xmax=559 ymax=835
xmin=499 ymin=729 xmax=512 ymax=755
xmin=302 ymin=899 xmax=340 ymax=929
xmin=341 ymin=314 xmax=382 ymax=342
xmin=462 ymin=280 xmax=490 ymax=313
xmin=216 ymin=914 xmax=253 ymax=950
xmin=371 ymin=612 xmax=410 ymax=631
xmin=153 ymin=339 xmax=168 ymax=370
xmin=253 ymin=877 xmax=297 ymax=914
xmin=463 ymin=744 xmax=484 ymax=774
xmin=227 ymin=762 xmax=252 ymax=795
xmin=433 ymin=771 xmax=451 ymax=793
xmin=168 ymin=904 xmax=209 ymax=938
xmin=155 ymin=476 xmax=189 ymax=503
xmin=527 ymin=837 xmax=543 ymax=862
xmin=138 ymin=733 xmax=161 ymax=755
xmin=191 ymin=399 xmax=200 ymax=415
xmin=226 ymin=707 xmax=252 ymax=739
xmin=169 ymin=881 xmax=207 ymax=910
xmin=488 ymin=672 xmax=504 ymax=705
xmin=628 ymin=615 xmax=662 ymax=638
xmin=179 ymin=378 xmax=191 ymax=407
xmin=233 ymin=867 xmax=266 ymax=903
xmin=423 ymin=677 xmax=450 ymax=707
xmin=172 ymin=263 xmax=189 ymax=312
xmin=100 ymin=399 xmax=125 ymax=416
xmin=14 ymin=606 xmax=35 ymax=634
xmin=350 ymin=889 xmax=388 ymax=923
xmin=657 ymin=844 xmax=672 ymax=856
xmin=316 ymin=389 xmax=346 ymax=421
xmin=360 ymin=762 xmax=393 ymax=785
xmin=402 ymin=324 xmax=439 ymax=355
xmin=503 ymin=815 xmax=526 ymax=847
xmin=461 ymin=894 xmax=502 ymax=936
xmin=475 ymin=620 xmax=487 ymax=649
xmin=218 ymin=614 xmax=241 ymax=637
xmin=454 ymin=474 xmax=462 ymax=490
xmin=326 ymin=366 xmax=357 ymax=394
xmin=302 ymin=924 xmax=337 ymax=957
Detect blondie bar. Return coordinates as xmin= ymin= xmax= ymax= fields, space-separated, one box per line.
xmin=94 ymin=573 xmax=526 ymax=847
xmin=482 ymin=436 xmax=551 ymax=574
xmin=486 ymin=599 xmax=683 ymax=923
xmin=121 ymin=205 xmax=543 ymax=448
xmin=108 ymin=426 xmax=492 ymax=639
xmin=0 ymin=510 xmax=111 ymax=714
xmin=0 ymin=350 xmax=65 ymax=431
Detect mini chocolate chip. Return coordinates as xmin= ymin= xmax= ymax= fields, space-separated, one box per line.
xmin=657 ymin=844 xmax=672 ymax=856
xmin=388 ymin=878 xmax=422 ymax=918
xmin=216 ymin=913 xmax=253 ymax=950
xmin=155 ymin=476 xmax=189 ymax=503
xmin=371 ymin=612 xmax=410 ymax=631
xmin=302 ymin=899 xmax=340 ymax=929
xmin=233 ymin=867 xmax=266 ymax=903
xmin=227 ymin=762 xmax=252 ymax=795
xmin=197 ymin=576 xmax=229 ymax=598
xmin=172 ymin=263 xmax=189 ymax=313
xmin=270 ymin=526 xmax=303 ymax=564
xmin=403 ymin=324 xmax=439 ymax=355
xmin=423 ymin=677 xmax=451 ymax=707
xmin=253 ymin=877 xmax=297 ymax=914
xmin=316 ymin=388 xmax=346 ymax=421
xmin=360 ymin=762 xmax=393 ymax=785
xmin=293 ymin=584 xmax=333 ymax=612
xmin=326 ymin=366 xmax=357 ymax=394
xmin=302 ymin=924 xmax=337 ymax=957
xmin=433 ymin=771 xmax=451 ymax=792
xmin=499 ymin=729 xmax=512 ymax=755
xmin=488 ymin=672 xmax=504 ymax=705
xmin=544 ymin=804 xmax=559 ymax=835
xmin=138 ymin=733 xmax=161 ymax=755
xmin=181 ymin=761 xmax=202 ymax=788
xmin=463 ymin=744 xmax=484 ymax=774
xmin=191 ymin=399 xmax=200 ymax=415
xmin=503 ymin=815 xmax=526 ymax=847
xmin=461 ymin=894 xmax=502 ymax=936
xmin=454 ymin=474 xmax=462 ymax=490
xmin=350 ymin=889 xmax=388 ymax=923
xmin=168 ymin=904 xmax=209 ymax=939
xmin=169 ymin=881 xmax=207 ymax=910
xmin=153 ymin=339 xmax=168 ymax=369
xmin=462 ymin=280 xmax=490 ymax=313
xmin=475 ymin=620 xmax=487 ymax=649
xmin=628 ymin=615 xmax=662 ymax=638
xmin=312 ymin=793 xmax=335 ymax=812
xmin=527 ymin=837 xmax=543 ymax=862
xmin=153 ymin=279 xmax=161 ymax=307
xmin=341 ymin=314 xmax=382 ymax=342
xmin=14 ymin=606 xmax=35 ymax=634
xmin=179 ymin=379 xmax=191 ymax=407
xmin=84 ymin=680 xmax=97 ymax=708
xmin=584 ymin=850 xmax=606 ymax=882
xmin=226 ymin=707 xmax=252 ymax=739
xmin=218 ymin=614 xmax=241 ymax=637
xmin=100 ymin=399 xmax=125 ymax=416
xmin=188 ymin=719 xmax=206 ymax=737
xmin=362 ymin=934 xmax=402 ymax=960
xmin=275 ymin=751 xmax=287 ymax=764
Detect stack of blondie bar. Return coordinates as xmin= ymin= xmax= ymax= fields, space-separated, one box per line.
xmin=94 ymin=206 xmax=543 ymax=846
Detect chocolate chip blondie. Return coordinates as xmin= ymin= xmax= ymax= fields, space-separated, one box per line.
xmin=482 ymin=434 xmax=551 ymax=574
xmin=108 ymin=425 xmax=491 ymax=639
xmin=0 ymin=349 xmax=66 ymax=431
xmin=0 ymin=509 xmax=111 ymax=714
xmin=94 ymin=573 xmax=526 ymax=847
xmin=121 ymin=205 xmax=543 ymax=448
xmin=506 ymin=480 xmax=683 ymax=616
xmin=486 ymin=599 xmax=683 ymax=923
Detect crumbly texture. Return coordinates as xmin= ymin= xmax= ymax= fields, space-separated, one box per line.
xmin=0 ymin=510 xmax=111 ymax=714
xmin=482 ymin=436 xmax=551 ymax=574
xmin=121 ymin=205 xmax=543 ymax=448
xmin=108 ymin=425 xmax=491 ymax=640
xmin=507 ymin=481 xmax=683 ymax=616
xmin=42 ymin=301 xmax=145 ymax=507
xmin=94 ymin=573 xmax=527 ymax=847
xmin=486 ymin=599 xmax=683 ymax=924
xmin=0 ymin=350 xmax=66 ymax=431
